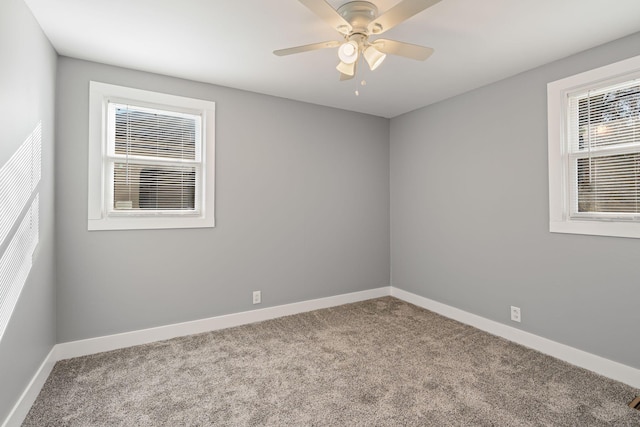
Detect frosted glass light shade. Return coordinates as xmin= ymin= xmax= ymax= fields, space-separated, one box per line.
xmin=338 ymin=41 xmax=359 ymax=64
xmin=364 ymin=46 xmax=386 ymax=70
xmin=336 ymin=61 xmax=356 ymax=76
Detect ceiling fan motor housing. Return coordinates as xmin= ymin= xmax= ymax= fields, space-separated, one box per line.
xmin=337 ymin=1 xmax=378 ymax=34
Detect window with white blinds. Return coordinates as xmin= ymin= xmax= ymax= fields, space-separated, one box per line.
xmin=108 ymin=103 xmax=200 ymax=214
xmin=88 ymin=82 xmax=215 ymax=231
xmin=548 ymin=54 xmax=640 ymax=238
xmin=568 ymin=80 xmax=640 ymax=219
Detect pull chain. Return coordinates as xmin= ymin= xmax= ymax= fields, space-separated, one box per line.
xmin=355 ymin=79 xmax=366 ymax=96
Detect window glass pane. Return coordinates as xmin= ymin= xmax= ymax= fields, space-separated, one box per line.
xmin=576 ymin=153 xmax=640 ymax=213
xmin=114 ymin=163 xmax=196 ymax=211
xmin=575 ymin=84 xmax=640 ymax=151
xmin=114 ymin=105 xmax=197 ymax=160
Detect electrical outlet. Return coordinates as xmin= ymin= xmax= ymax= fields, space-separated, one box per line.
xmin=510 ymin=306 xmax=521 ymax=323
xmin=253 ymin=291 xmax=261 ymax=305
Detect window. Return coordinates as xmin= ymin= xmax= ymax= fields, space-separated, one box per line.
xmin=548 ymin=55 xmax=640 ymax=238
xmin=88 ymin=82 xmax=215 ymax=230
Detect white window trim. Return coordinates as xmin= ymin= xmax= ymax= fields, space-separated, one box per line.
xmin=547 ymin=54 xmax=640 ymax=239
xmin=88 ymin=81 xmax=215 ymax=231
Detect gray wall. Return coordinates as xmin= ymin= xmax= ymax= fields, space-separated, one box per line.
xmin=0 ymin=0 xmax=57 ymax=421
xmin=5 ymin=5 xmax=638 ymax=420
xmin=56 ymin=58 xmax=390 ymax=342
xmin=390 ymin=31 xmax=640 ymax=370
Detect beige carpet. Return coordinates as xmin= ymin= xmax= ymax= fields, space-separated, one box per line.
xmin=24 ymin=297 xmax=640 ymax=426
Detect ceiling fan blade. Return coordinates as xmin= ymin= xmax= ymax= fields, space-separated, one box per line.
xmin=372 ymin=39 xmax=434 ymax=61
xmin=339 ymin=73 xmax=355 ymax=81
xmin=368 ymin=0 xmax=441 ymax=34
xmin=274 ymin=40 xmax=341 ymax=56
xmin=298 ymin=0 xmax=352 ymax=34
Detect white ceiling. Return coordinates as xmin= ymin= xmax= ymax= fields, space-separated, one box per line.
xmin=23 ymin=0 xmax=640 ymax=118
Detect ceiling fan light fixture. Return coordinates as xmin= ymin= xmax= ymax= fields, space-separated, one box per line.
xmin=338 ymin=40 xmax=359 ymax=64
xmin=275 ymin=0 xmax=438 ymax=82
xmin=364 ymin=45 xmax=386 ymax=71
xmin=336 ymin=60 xmax=356 ymax=76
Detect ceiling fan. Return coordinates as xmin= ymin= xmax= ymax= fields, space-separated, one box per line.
xmin=274 ymin=0 xmax=440 ymax=80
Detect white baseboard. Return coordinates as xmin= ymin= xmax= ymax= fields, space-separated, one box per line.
xmin=2 ymin=347 xmax=57 ymax=427
xmin=55 ymin=286 xmax=391 ymax=360
xmin=6 ymin=284 xmax=639 ymax=427
xmin=391 ymin=287 xmax=640 ymax=389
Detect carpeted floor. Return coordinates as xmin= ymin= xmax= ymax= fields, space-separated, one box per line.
xmin=24 ymin=297 xmax=640 ymax=426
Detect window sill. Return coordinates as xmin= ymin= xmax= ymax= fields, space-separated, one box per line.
xmin=88 ymin=214 xmax=214 ymax=231
xmin=550 ymin=220 xmax=640 ymax=239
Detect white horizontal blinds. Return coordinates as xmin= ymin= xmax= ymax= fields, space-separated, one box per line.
xmin=113 ymin=106 xmax=197 ymax=160
xmin=113 ymin=164 xmax=196 ymax=210
xmin=0 ymin=122 xmax=41 ymax=247
xmin=568 ymin=78 xmax=640 ymax=218
xmin=0 ymin=195 xmax=39 ymax=340
xmin=0 ymin=123 xmax=41 ymax=340
xmin=108 ymin=103 xmax=201 ymax=212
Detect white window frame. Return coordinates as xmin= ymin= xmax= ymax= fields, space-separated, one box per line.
xmin=548 ymin=54 xmax=640 ymax=239
xmin=88 ymin=81 xmax=215 ymax=231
